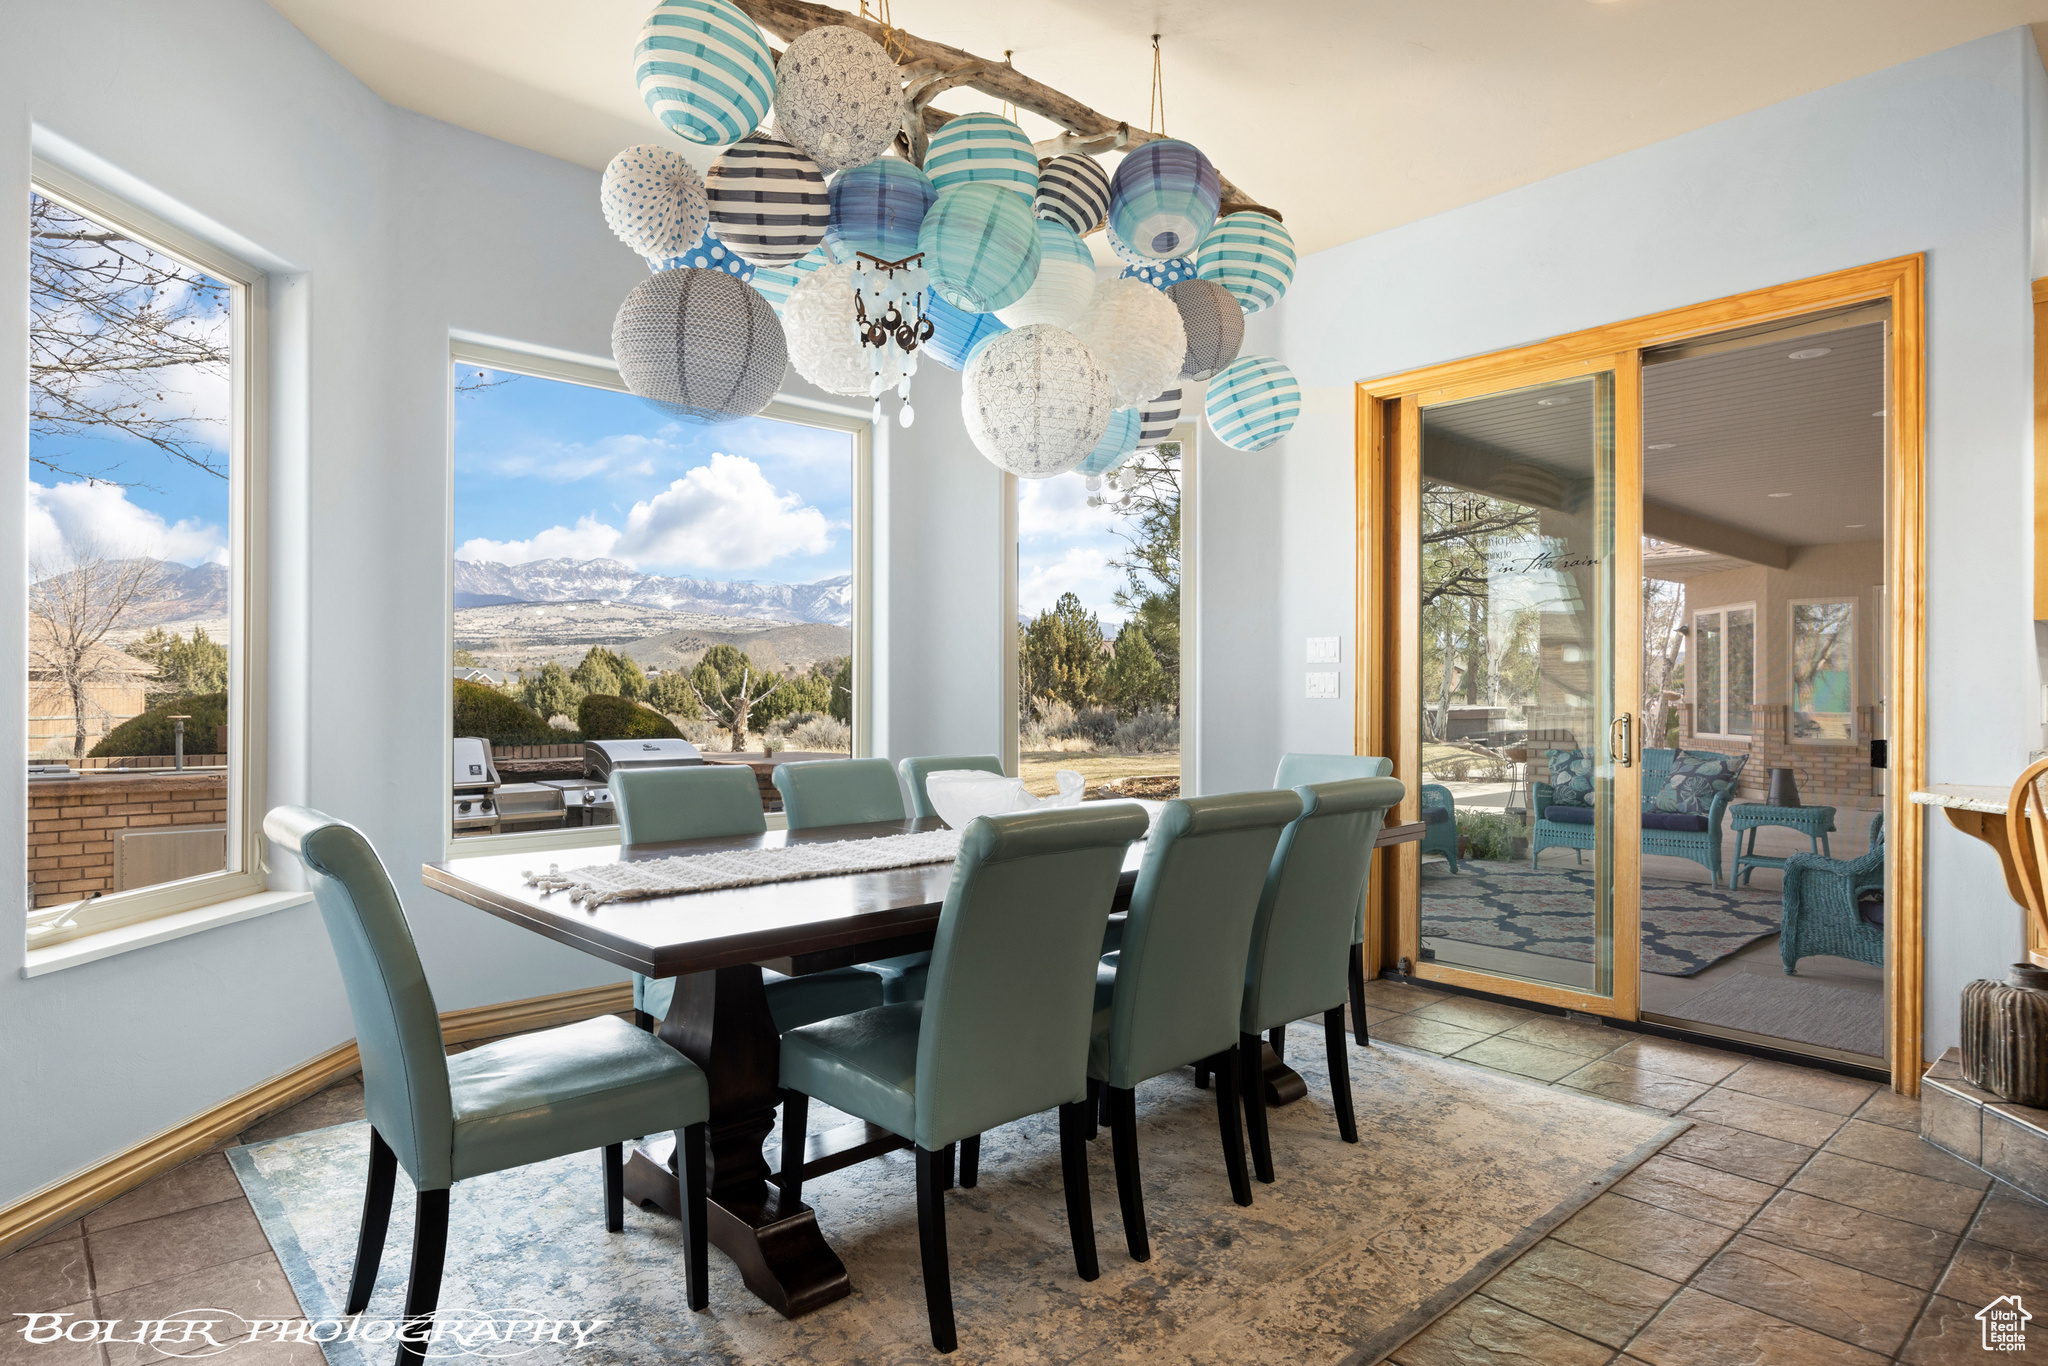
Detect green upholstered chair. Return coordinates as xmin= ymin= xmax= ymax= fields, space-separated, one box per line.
xmin=899 ymin=754 xmax=1006 ymax=819
xmin=1273 ymin=754 xmax=1396 ymax=1046
xmin=1089 ymin=789 xmax=1302 ymax=1260
xmin=774 ymin=756 xmax=932 ymax=1004
xmin=776 ymin=802 xmax=1150 ymax=1353
xmin=1239 ymin=776 xmax=1405 ymax=1184
xmin=614 ymin=765 xmax=888 ymax=1032
xmin=263 ymin=806 xmax=711 ymax=1359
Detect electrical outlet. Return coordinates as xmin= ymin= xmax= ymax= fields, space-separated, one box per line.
xmin=1306 ymin=636 xmax=1340 ymax=663
xmin=1306 ymin=672 xmax=1341 ymax=699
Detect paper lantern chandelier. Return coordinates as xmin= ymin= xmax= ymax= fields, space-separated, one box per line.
xmin=996 ymin=218 xmax=1097 ymax=330
xmin=1109 ymin=139 xmax=1220 ymax=260
xmin=1169 ymin=278 xmax=1244 ymax=381
xmin=783 ymin=260 xmax=900 ymax=399
xmin=921 ymin=183 xmax=1041 ymax=313
xmin=826 ymin=156 xmax=935 ymax=264
xmin=613 ymin=268 xmax=787 ymax=424
xmin=705 ymin=132 xmax=829 ymax=266
xmin=1076 ymin=279 xmax=1187 ymax=410
xmin=1205 ymin=354 xmax=1301 ymax=452
xmin=747 ymin=244 xmax=829 ymax=317
xmin=922 ymin=289 xmax=1008 ymax=371
xmin=1136 ymin=387 xmax=1182 ymax=448
xmin=926 ymin=113 xmax=1039 ymax=200
xmin=1195 ymin=211 xmax=1296 ymax=315
xmin=634 ymin=0 xmax=776 ymax=146
xmin=654 ymin=228 xmax=758 ymax=281
xmin=961 ymin=325 xmax=1114 ymax=478
xmin=1035 ymin=153 xmax=1112 ymax=236
xmin=773 ymin=25 xmax=901 ymax=173
xmin=602 ymin=145 xmax=709 ymax=262
xmin=1077 ymin=407 xmax=1141 ymax=478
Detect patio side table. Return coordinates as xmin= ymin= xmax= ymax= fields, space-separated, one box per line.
xmin=1730 ymin=802 xmax=1837 ymax=888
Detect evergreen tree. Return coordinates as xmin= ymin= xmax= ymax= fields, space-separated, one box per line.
xmin=126 ymin=626 xmax=230 ymax=701
xmin=691 ymin=644 xmax=786 ymax=751
xmin=1020 ymin=592 xmax=1106 ymax=713
xmin=521 ymin=660 xmax=584 ymax=723
xmin=570 ymin=646 xmax=624 ymax=698
xmin=647 ymin=669 xmax=700 ymax=718
xmin=826 ymin=655 xmax=853 ymax=724
xmin=1103 ymin=624 xmax=1166 ymax=716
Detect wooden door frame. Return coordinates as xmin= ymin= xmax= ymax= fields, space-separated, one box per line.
xmin=1354 ymin=254 xmax=1927 ymax=1090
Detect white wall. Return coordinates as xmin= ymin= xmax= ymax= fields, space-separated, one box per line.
xmin=1232 ymin=26 xmax=2044 ymax=1057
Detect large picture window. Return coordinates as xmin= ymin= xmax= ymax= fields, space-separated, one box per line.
xmin=1690 ymin=604 xmax=1754 ymax=738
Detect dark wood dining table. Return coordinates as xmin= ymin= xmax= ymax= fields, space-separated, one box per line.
xmin=423 ymin=810 xmax=1427 ymax=1320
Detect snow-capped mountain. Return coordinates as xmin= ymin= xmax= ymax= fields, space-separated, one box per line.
xmin=452 ymin=558 xmax=853 ymax=627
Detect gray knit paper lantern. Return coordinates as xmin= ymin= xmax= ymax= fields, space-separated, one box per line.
xmin=961 ymin=324 xmax=1113 ymax=478
xmin=612 ymin=268 xmax=787 ymax=423
xmin=1169 ymin=277 xmax=1245 ymax=381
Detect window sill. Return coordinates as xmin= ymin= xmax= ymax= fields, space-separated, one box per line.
xmin=22 ymin=889 xmax=315 ymax=978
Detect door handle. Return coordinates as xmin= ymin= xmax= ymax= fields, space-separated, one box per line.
xmin=1611 ymin=713 xmax=1633 ymax=767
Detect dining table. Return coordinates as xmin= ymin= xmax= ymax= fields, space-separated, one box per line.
xmin=423 ymin=808 xmax=1427 ymax=1319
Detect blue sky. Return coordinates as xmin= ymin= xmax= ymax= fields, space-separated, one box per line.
xmin=453 ymin=367 xmax=854 ymax=585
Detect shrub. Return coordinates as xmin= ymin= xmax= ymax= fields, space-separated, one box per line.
xmin=90 ymin=692 xmax=229 ymax=758
xmin=673 ymin=715 xmax=718 ymax=746
xmin=452 ymin=680 xmax=554 ymax=744
xmin=1111 ymin=708 xmax=1178 ymax=753
xmin=788 ymin=713 xmax=851 ymax=752
xmin=1060 ymin=706 xmax=1120 ymax=749
xmin=577 ymin=693 xmax=683 ymax=741
xmin=1457 ymin=811 xmax=1522 ymax=862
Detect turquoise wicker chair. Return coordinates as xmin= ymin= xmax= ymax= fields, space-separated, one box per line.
xmin=1781 ymin=813 xmax=1885 ymax=973
xmin=1531 ymin=749 xmax=1731 ymax=886
xmin=1419 ymin=783 xmax=1459 ymax=872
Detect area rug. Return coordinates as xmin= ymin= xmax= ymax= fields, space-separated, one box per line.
xmin=1668 ymin=972 xmax=1886 ymax=1056
xmin=1421 ymin=860 xmax=1783 ymax=976
xmin=228 ymin=1033 xmax=1683 ymax=1366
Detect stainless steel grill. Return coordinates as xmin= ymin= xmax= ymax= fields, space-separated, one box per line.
xmin=583 ymin=738 xmax=705 ymax=782
xmin=452 ymin=737 xmax=501 ymax=836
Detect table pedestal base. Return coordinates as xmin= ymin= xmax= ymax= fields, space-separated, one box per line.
xmin=1262 ymin=1041 xmax=1310 ymax=1107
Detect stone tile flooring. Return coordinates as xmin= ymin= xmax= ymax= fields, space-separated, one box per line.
xmin=3 ymin=994 xmax=2041 ymax=1365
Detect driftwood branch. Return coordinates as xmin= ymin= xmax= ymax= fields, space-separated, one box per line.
xmin=734 ymin=0 xmax=1278 ymax=222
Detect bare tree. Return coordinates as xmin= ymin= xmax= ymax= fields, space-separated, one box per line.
xmin=29 ymin=541 xmax=167 ymax=759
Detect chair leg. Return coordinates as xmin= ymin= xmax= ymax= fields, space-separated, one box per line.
xmin=346 ymin=1128 xmax=398 ymax=1315
xmin=1056 ymin=1100 xmax=1100 ymax=1282
xmin=1348 ymin=946 xmax=1371 ymax=1047
xmin=1212 ymin=1048 xmax=1252 ymax=1207
xmin=1240 ymin=1032 xmax=1275 ymax=1184
xmin=1324 ymin=1007 xmax=1359 ymax=1144
xmin=939 ymin=1141 xmax=957 ymax=1192
xmin=603 ymin=1143 xmax=624 ymax=1233
xmin=1084 ymin=1078 xmax=1102 ymax=1141
xmin=1107 ymin=1086 xmax=1149 ymax=1262
xmin=633 ymin=1009 xmax=655 ymax=1032
xmin=1193 ymin=1060 xmax=1211 ymax=1089
xmin=395 ymin=1189 xmax=449 ymax=1366
xmin=959 ymin=1134 xmax=980 ymax=1189
xmin=779 ymin=1091 xmax=810 ymax=1207
xmin=681 ymin=1122 xmax=709 ymax=1312
xmin=915 ymin=1146 xmax=958 ymax=1354
xmin=1268 ymin=1024 xmax=1286 ymax=1061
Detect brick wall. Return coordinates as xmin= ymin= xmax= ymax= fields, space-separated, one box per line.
xmin=1677 ymin=703 xmax=1881 ymax=811
xmin=27 ymin=771 xmax=228 ymax=908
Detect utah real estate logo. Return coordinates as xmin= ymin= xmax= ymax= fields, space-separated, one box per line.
xmin=1978 ymin=1295 xmax=2030 ymax=1352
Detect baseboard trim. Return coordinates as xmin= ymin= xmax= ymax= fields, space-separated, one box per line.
xmin=0 ymin=981 xmax=632 ymax=1258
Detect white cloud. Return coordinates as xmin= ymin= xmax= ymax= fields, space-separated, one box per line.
xmin=477 ymin=432 xmax=662 ymax=483
xmin=1020 ymin=545 xmax=1126 ymax=624
xmin=455 ymin=515 xmax=622 ymax=565
xmin=27 ymin=480 xmax=227 ymax=567
xmin=1019 ymin=471 xmax=1120 ymax=540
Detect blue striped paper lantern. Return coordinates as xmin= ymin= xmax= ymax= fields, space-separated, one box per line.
xmin=1035 ymin=153 xmax=1110 ymax=235
xmin=1195 ymin=211 xmax=1296 ymax=315
xmin=919 ymin=183 xmax=1042 ymax=313
xmin=634 ymin=0 xmax=776 ymax=147
xmin=996 ymin=218 xmax=1096 ymax=329
xmin=1077 ymin=408 xmax=1141 ymax=477
xmin=921 ymin=289 xmax=1009 ymax=371
xmin=1136 ymin=387 xmax=1182 ymax=447
xmin=1204 ymin=354 xmax=1301 ymax=452
xmin=747 ymin=243 xmax=829 ymax=316
xmin=705 ymin=131 xmax=829 ymax=265
xmin=925 ymin=113 xmax=1039 ymax=200
xmin=648 ymin=228 xmax=758 ymax=281
xmin=1109 ymin=139 xmax=1221 ymax=261
xmin=825 ymin=157 xmax=936 ymax=264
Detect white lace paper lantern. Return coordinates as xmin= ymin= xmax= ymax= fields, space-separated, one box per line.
xmin=1136 ymin=386 xmax=1182 ymax=447
xmin=996 ymin=218 xmax=1097 ymax=329
xmin=961 ymin=324 xmax=1113 ymax=478
xmin=1035 ymin=153 xmax=1111 ymax=235
xmin=772 ymin=26 xmax=901 ymax=174
xmin=705 ymin=131 xmax=829 ymax=265
xmin=1169 ymin=278 xmax=1244 ymax=381
xmin=782 ymin=260 xmax=899 ymax=397
xmin=1074 ymin=278 xmax=1187 ymax=409
xmin=1195 ymin=211 xmax=1297 ymax=315
xmin=634 ymin=0 xmax=776 ymax=146
xmin=1205 ymin=353 xmax=1301 ymax=452
xmin=602 ymin=146 xmax=709 ymax=261
xmin=612 ymin=268 xmax=787 ymax=424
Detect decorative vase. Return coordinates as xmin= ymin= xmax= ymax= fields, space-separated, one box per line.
xmin=1960 ymin=964 xmax=2048 ymax=1106
xmin=1766 ymin=767 xmax=1803 ymax=807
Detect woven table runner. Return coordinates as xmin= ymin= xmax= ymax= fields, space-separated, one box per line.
xmin=525 ymin=829 xmax=964 ymax=907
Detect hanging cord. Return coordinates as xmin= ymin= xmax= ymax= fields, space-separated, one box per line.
xmin=1001 ymin=51 xmax=1016 ymax=124
xmin=858 ymin=0 xmax=914 ymax=65
xmin=1148 ymin=34 xmax=1166 ymax=136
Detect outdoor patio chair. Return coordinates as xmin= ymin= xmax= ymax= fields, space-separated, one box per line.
xmin=1420 ymin=782 xmax=1459 ymax=872
xmin=1781 ymin=812 xmax=1886 ymax=972
xmin=1531 ymin=748 xmax=1732 ymax=885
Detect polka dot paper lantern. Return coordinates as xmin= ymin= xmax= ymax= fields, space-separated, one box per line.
xmin=825 ymin=157 xmax=935 ymax=263
xmin=1136 ymin=386 xmax=1182 ymax=447
xmin=1205 ymin=353 xmax=1301 ymax=452
xmin=782 ymin=260 xmax=896 ymax=397
xmin=1120 ymin=255 xmax=1197 ymax=290
xmin=925 ymin=113 xmax=1038 ymax=200
xmin=1074 ymin=278 xmax=1187 ymax=409
xmin=996 ymin=218 xmax=1097 ymax=330
xmin=1169 ymin=278 xmax=1244 ymax=381
xmin=961 ymin=324 xmax=1114 ymax=478
xmin=920 ymin=183 xmax=1041 ymax=313
xmin=747 ymin=243 xmax=829 ymax=316
xmin=634 ymin=0 xmax=777 ymax=147
xmin=1077 ymin=407 xmax=1141 ymax=477
xmin=602 ymin=145 xmax=709 ymax=262
xmin=613 ymin=268 xmax=787 ymax=423
xmin=1195 ymin=211 xmax=1296 ymax=315
xmin=773 ymin=26 xmax=901 ymax=174
xmin=1109 ymin=139 xmax=1221 ymax=261
xmin=922 ymin=289 xmax=1008 ymax=371
xmin=705 ymin=131 xmax=829 ymax=266
xmin=649 ymin=227 xmax=758 ymax=281
xmin=1035 ymin=153 xmax=1111 ymax=235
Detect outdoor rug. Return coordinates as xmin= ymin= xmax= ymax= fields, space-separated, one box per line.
xmin=1421 ymin=859 xmax=1783 ymax=976
xmin=1671 ymin=972 xmax=1886 ymax=1056
xmin=229 ymin=1032 xmax=1682 ymax=1366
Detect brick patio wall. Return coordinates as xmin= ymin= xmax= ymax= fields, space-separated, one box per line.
xmin=27 ymin=771 xmax=228 ymax=908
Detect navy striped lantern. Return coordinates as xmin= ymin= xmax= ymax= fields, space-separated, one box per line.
xmin=1077 ymin=408 xmax=1141 ymax=478
xmin=925 ymin=113 xmax=1039 ymax=200
xmin=1195 ymin=211 xmax=1296 ymax=315
xmin=1204 ymin=354 xmax=1301 ymax=452
xmin=920 ymin=183 xmax=1042 ymax=313
xmin=922 ymin=289 xmax=1009 ymax=371
xmin=648 ymin=227 xmax=758 ymax=281
xmin=1136 ymin=387 xmax=1182 ymax=447
xmin=1108 ymin=139 xmax=1221 ymax=261
xmin=825 ymin=157 xmax=936 ymax=264
xmin=704 ymin=132 xmax=829 ymax=266
xmin=1035 ymin=153 xmax=1111 ymax=236
xmin=634 ymin=0 xmax=777 ymax=147
xmin=748 ymin=243 xmax=830 ymax=317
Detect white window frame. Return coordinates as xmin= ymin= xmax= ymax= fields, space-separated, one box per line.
xmin=24 ymin=163 xmax=271 ymax=951
xmin=443 ymin=339 xmax=873 ymax=858
xmin=1689 ymin=602 xmax=1756 ymax=740
xmin=1788 ymin=595 xmax=1858 ymax=747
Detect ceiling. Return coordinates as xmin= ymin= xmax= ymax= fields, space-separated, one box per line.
xmin=263 ymin=0 xmax=2048 ymax=255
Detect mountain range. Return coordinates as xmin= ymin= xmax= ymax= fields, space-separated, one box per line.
xmin=452 ymin=558 xmax=853 ymax=626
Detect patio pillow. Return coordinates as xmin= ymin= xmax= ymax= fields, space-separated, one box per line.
xmin=1544 ymin=749 xmax=1596 ymax=808
xmin=1648 ymin=749 xmax=1748 ymax=816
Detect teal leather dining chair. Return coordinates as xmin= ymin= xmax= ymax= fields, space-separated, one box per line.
xmin=1273 ymin=753 xmax=1396 ymax=1046
xmin=263 ymin=806 xmax=711 ymax=1358
xmin=899 ymin=754 xmax=1006 ymax=818
xmin=613 ymin=765 xmax=888 ymax=1032
xmin=774 ymin=756 xmax=931 ymax=1004
xmin=1089 ymin=789 xmax=1302 ymax=1261
xmin=1240 ymin=776 xmax=1405 ymax=1184
xmin=776 ymin=803 xmax=1150 ymax=1354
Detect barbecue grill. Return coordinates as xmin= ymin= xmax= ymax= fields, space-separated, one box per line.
xmin=451 ymin=737 xmax=501 ymax=836
xmin=582 ymin=738 xmax=705 ymax=782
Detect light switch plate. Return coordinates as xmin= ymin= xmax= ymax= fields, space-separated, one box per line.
xmin=1306 ymin=636 xmax=1340 ymax=663
xmin=1306 ymin=672 xmax=1341 ymax=699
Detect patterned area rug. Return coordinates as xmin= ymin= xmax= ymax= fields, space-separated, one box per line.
xmin=1422 ymin=860 xmax=1783 ymax=977
xmin=230 ymin=1036 xmax=1680 ymax=1366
